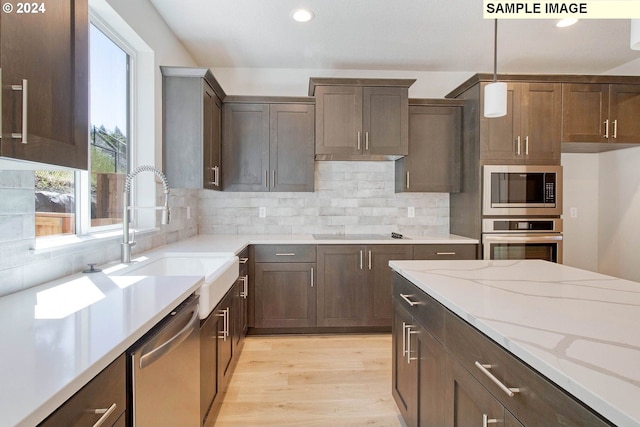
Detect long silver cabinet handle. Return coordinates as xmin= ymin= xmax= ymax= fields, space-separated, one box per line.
xmin=213 ymin=166 xmax=220 ymax=186
xmin=90 ymin=403 xmax=118 ymax=427
xmin=400 ymin=293 xmax=419 ymax=307
xmin=368 ymin=250 xmax=372 ymax=270
xmin=217 ymin=308 xmax=229 ymax=341
xmin=365 ymin=131 xmax=369 ymax=151
xmin=359 ymin=250 xmax=363 ymax=270
xmin=406 ymin=329 xmax=418 ymax=364
xmin=482 ymin=414 xmax=500 ymax=427
xmin=525 ymin=136 xmax=529 ymax=155
xmin=272 ymin=170 xmax=276 ymax=188
xmin=516 ymin=136 xmax=521 ymax=155
xmin=475 ymin=361 xmax=520 ymax=397
xmin=11 ymin=79 xmax=28 ymax=144
xmin=402 ymin=322 xmax=408 ymax=357
xmin=613 ymin=119 xmax=618 ymax=139
xmin=240 ymin=276 xmax=248 ymax=298
xmin=357 ymin=131 xmax=361 ymax=150
xmin=604 ymin=119 xmax=610 ymax=139
xmin=310 ymin=267 xmax=314 ymax=287
xmin=406 ymin=171 xmax=410 ymax=189
xmin=276 ymin=253 xmax=296 ymax=256
xmin=436 ymin=252 xmax=456 ymax=256
xmin=239 ymin=257 xmax=249 ymax=264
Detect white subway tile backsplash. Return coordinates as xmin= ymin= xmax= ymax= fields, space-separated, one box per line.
xmin=198 ymin=161 xmax=449 ymax=236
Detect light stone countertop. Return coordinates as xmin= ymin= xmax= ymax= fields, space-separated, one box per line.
xmin=0 ymin=232 xmax=476 ymax=427
xmin=389 ymin=259 xmax=640 ymax=427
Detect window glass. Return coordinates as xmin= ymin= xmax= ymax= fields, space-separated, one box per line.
xmin=89 ymin=23 xmax=130 ymax=229
xmin=34 ymin=170 xmax=76 ymax=237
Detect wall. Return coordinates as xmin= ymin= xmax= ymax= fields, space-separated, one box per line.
xmin=598 ymin=146 xmax=640 ymax=281
xmin=199 ymin=162 xmax=449 ymax=236
xmin=210 ymin=67 xmax=473 ymax=98
xmin=560 ymin=153 xmax=599 ymax=272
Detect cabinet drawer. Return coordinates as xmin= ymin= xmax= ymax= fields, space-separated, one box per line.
xmin=413 ymin=244 xmax=477 ymax=260
xmin=253 ymin=244 xmax=316 ymax=263
xmin=392 ymin=273 xmax=445 ymax=343
xmin=446 ymin=313 xmax=612 ymax=427
xmin=39 ymin=355 xmax=126 ymax=427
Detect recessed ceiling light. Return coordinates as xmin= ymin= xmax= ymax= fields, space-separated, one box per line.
xmin=556 ymin=18 xmax=578 ymax=28
xmin=291 ymin=8 xmax=314 ymax=23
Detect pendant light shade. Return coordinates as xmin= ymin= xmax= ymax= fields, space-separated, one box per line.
xmin=484 ymin=82 xmax=508 ymax=118
xmin=631 ymin=19 xmax=640 ymax=50
xmin=484 ymin=19 xmax=507 ymax=118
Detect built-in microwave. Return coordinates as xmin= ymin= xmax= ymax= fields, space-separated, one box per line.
xmin=482 ymin=165 xmax=562 ymax=216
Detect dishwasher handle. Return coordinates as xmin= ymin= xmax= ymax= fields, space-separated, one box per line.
xmin=139 ymin=303 xmax=199 ymax=369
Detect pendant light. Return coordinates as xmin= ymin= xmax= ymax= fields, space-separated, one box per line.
xmin=631 ymin=19 xmax=640 ymax=50
xmin=484 ymin=19 xmax=507 ymax=118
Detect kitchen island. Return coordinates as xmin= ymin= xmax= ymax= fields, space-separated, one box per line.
xmin=389 ymin=259 xmax=640 ymax=427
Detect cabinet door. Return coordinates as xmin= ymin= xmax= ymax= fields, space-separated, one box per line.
xmin=254 ymin=262 xmax=316 ymax=328
xmin=222 ymin=103 xmax=270 ymax=191
xmin=316 ymin=245 xmax=365 ymax=327
xmin=480 ymin=83 xmax=521 ymax=162
xmin=520 ymin=83 xmax=561 ymax=163
xmin=216 ymin=296 xmax=234 ymax=393
xmin=392 ymin=301 xmax=417 ymax=426
xmin=451 ymin=360 xmax=505 ymax=427
xmin=363 ymin=86 xmax=409 ymax=156
xmin=609 ymin=84 xmax=640 ymax=143
xmin=415 ymin=323 xmax=448 ymax=427
xmin=203 ymin=84 xmax=222 ymax=190
xmin=366 ymin=245 xmax=413 ymax=326
xmin=396 ymin=105 xmax=461 ymax=193
xmin=200 ymin=312 xmax=219 ymax=424
xmin=38 ymin=355 xmax=126 ymax=427
xmin=562 ymin=83 xmax=609 ymax=143
xmin=315 ymin=85 xmax=363 ymax=157
xmin=1 ymin=0 xmax=88 ymax=169
xmin=270 ymin=103 xmax=315 ymax=192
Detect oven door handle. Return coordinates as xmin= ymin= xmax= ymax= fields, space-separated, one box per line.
xmin=483 ymin=234 xmax=563 ymax=243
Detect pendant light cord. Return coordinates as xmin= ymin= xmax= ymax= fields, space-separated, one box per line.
xmin=493 ymin=19 xmax=498 ymax=83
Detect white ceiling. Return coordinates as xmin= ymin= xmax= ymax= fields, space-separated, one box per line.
xmin=149 ymin=0 xmax=639 ymax=74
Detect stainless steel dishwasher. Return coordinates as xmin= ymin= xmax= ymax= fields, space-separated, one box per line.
xmin=129 ymin=294 xmax=200 ymax=427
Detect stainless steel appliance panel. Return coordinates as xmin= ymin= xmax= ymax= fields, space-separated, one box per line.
xmin=483 ymin=165 xmax=563 ymax=216
xmin=130 ymin=295 xmax=200 ymax=427
xmin=482 ymin=233 xmax=563 ymax=263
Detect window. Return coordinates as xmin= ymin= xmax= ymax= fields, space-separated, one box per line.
xmin=88 ymin=23 xmax=130 ymax=229
xmin=35 ymin=22 xmax=131 ymax=238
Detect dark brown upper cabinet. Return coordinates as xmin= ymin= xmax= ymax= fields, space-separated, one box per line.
xmin=395 ymin=100 xmax=462 ymax=193
xmin=222 ymin=98 xmax=315 ymax=192
xmin=0 ymin=1 xmax=89 ymax=170
xmin=310 ymin=78 xmax=415 ymax=160
xmin=480 ymin=82 xmax=561 ymax=165
xmin=562 ymin=83 xmax=640 ymax=147
xmin=161 ymin=67 xmax=226 ymax=190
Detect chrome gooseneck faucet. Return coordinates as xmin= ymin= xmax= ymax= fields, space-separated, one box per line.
xmin=121 ymin=165 xmax=171 ymax=263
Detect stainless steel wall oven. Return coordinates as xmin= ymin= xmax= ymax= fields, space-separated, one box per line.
xmin=482 ymin=218 xmax=563 ymax=263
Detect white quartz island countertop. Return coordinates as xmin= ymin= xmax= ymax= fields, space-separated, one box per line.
xmin=389 ymin=259 xmax=640 ymax=427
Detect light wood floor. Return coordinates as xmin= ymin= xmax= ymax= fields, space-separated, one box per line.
xmin=214 ymin=334 xmax=406 ymax=427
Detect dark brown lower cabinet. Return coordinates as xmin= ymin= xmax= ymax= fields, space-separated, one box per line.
xmin=392 ymin=272 xmax=614 ymax=427
xmin=393 ymin=300 xmax=447 ymax=427
xmin=254 ymin=262 xmax=316 ymax=328
xmin=201 ymin=280 xmax=247 ymax=427
xmin=452 ymin=359 xmax=523 ymax=427
xmin=38 ymin=355 xmax=126 ymax=427
xmin=317 ymin=244 xmax=413 ymax=328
